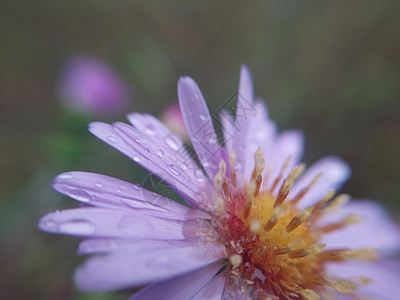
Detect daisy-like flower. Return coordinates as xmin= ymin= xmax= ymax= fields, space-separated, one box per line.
xmin=40 ymin=66 xmax=400 ymax=299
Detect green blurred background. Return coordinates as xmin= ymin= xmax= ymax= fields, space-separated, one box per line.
xmin=1 ymin=1 xmax=400 ymax=299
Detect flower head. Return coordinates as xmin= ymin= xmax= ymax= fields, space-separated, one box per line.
xmin=40 ymin=66 xmax=400 ymax=299
xmin=58 ymin=55 xmax=130 ymax=115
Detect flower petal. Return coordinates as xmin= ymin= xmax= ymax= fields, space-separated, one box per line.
xmin=320 ymin=201 xmax=400 ymax=252
xmin=267 ymin=129 xmax=304 ymax=191
xmin=192 ymin=269 xmax=227 ymax=300
xmin=75 ymin=243 xmax=224 ymax=291
xmin=326 ymin=260 xmax=400 ymax=300
xmin=52 ymin=171 xmax=208 ymax=220
xmin=178 ymin=76 xmax=222 ymax=178
xmin=290 ymin=156 xmax=351 ymax=209
xmin=231 ymin=65 xmax=256 ymax=176
xmin=89 ymin=121 xmax=208 ymax=207
xmin=39 ymin=208 xmax=188 ymax=240
xmin=129 ymin=260 xmax=225 ymax=300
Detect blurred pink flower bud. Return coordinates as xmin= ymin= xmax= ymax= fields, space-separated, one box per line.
xmin=161 ymin=102 xmax=189 ymax=140
xmin=58 ymin=55 xmax=130 ymax=115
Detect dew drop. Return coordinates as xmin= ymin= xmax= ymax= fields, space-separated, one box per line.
xmin=58 ymin=173 xmax=73 ymax=180
xmin=59 ymin=220 xmax=96 ymax=235
xmin=131 ymin=184 xmax=140 ymax=190
xmin=135 ymin=136 xmax=143 ymax=143
xmin=144 ymin=124 xmax=156 ymax=135
xmin=168 ymin=164 xmax=180 ymax=175
xmin=199 ymin=112 xmax=207 ymax=121
xmin=156 ymin=149 xmax=164 ymax=157
xmin=133 ymin=155 xmax=141 ymax=162
xmin=165 ymin=134 xmax=180 ymax=151
xmin=107 ymin=136 xmax=117 ymax=143
xmin=94 ymin=182 xmax=103 ymax=188
xmin=119 ymin=185 xmax=127 ymax=191
xmin=69 ymin=190 xmax=92 ymax=203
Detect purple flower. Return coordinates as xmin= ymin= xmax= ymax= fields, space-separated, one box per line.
xmin=40 ymin=66 xmax=400 ymax=299
xmin=58 ymin=55 xmax=130 ymax=115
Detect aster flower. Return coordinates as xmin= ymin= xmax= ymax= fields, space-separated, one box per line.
xmin=40 ymin=66 xmax=400 ymax=299
xmin=58 ymin=55 xmax=130 ymax=115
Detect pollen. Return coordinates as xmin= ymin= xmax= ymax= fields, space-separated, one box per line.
xmin=210 ymin=149 xmax=378 ymax=299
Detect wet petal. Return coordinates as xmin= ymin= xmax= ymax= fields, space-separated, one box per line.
xmin=232 ymin=66 xmax=256 ymax=177
xmin=52 ymin=172 xmax=207 ymax=220
xmin=39 ymin=208 xmax=188 ymax=240
xmin=178 ymin=76 xmax=222 ymax=178
xmin=89 ymin=121 xmax=208 ymax=207
xmin=129 ymin=260 xmax=225 ymax=300
xmin=290 ymin=156 xmax=351 ymax=209
xmin=320 ymin=201 xmax=400 ymax=252
xmin=75 ymin=243 xmax=224 ymax=291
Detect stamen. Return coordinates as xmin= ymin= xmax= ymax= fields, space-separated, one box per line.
xmin=320 ymin=215 xmax=364 ymax=233
xmin=329 ymin=280 xmax=358 ymax=293
xmin=264 ymin=207 xmax=284 ymax=231
xmin=254 ymin=155 xmax=265 ymax=197
xmin=250 ymin=219 xmax=262 ymax=234
xmin=286 ymin=207 xmax=313 ymax=232
xmin=300 ymin=289 xmax=320 ymax=300
xmin=229 ymin=253 xmax=243 ymax=267
xmin=215 ymin=195 xmax=225 ymax=214
xmin=310 ymin=190 xmax=336 ymax=218
xmin=317 ymin=248 xmax=378 ymax=262
xmin=251 ymin=147 xmax=264 ymax=180
xmin=270 ymin=155 xmax=291 ymax=193
xmin=291 ymin=172 xmax=322 ymax=205
xmin=214 ymin=171 xmax=223 ymax=190
xmin=244 ymin=180 xmax=256 ymax=218
xmin=219 ymin=159 xmax=227 ymax=176
xmin=229 ymin=150 xmax=237 ymax=188
xmin=273 ymin=168 xmax=296 ymax=208
xmin=324 ymin=194 xmax=351 ymax=212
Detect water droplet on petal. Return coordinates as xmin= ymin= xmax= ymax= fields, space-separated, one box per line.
xmin=131 ymin=184 xmax=140 ymax=190
xmin=156 ymin=149 xmax=164 ymax=157
xmin=168 ymin=164 xmax=180 ymax=175
xmin=144 ymin=124 xmax=156 ymax=135
xmin=107 ymin=136 xmax=117 ymax=143
xmin=200 ymin=112 xmax=207 ymax=121
xmin=119 ymin=185 xmax=127 ymax=191
xmin=58 ymin=173 xmax=73 ymax=180
xmin=135 ymin=136 xmax=143 ymax=143
xmin=59 ymin=220 xmax=96 ymax=235
xmin=94 ymin=182 xmax=103 ymax=188
xmin=133 ymin=155 xmax=141 ymax=162
xmin=165 ymin=134 xmax=180 ymax=151
xmin=69 ymin=190 xmax=92 ymax=203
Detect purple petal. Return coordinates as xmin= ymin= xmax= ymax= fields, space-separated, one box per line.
xmin=129 ymin=260 xmax=225 ymax=300
xmin=89 ymin=121 xmax=209 ymax=207
xmin=326 ymin=260 xmax=400 ymax=299
xmin=267 ymin=129 xmax=304 ymax=191
xmin=78 ymin=238 xmax=204 ymax=255
xmin=290 ymin=156 xmax=351 ymax=209
xmin=220 ymin=110 xmax=235 ymax=152
xmin=52 ymin=171 xmax=208 ymax=220
xmin=75 ymin=243 xmax=225 ymax=291
xmin=177 ymin=76 xmax=222 ymax=178
xmin=192 ymin=269 xmax=227 ymax=299
xmin=320 ymin=201 xmax=400 ymax=252
xmin=232 ymin=66 xmax=256 ymax=176
xmin=39 ymin=208 xmax=188 ymax=240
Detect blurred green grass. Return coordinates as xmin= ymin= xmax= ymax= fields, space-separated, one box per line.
xmin=1 ymin=1 xmax=400 ymax=299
